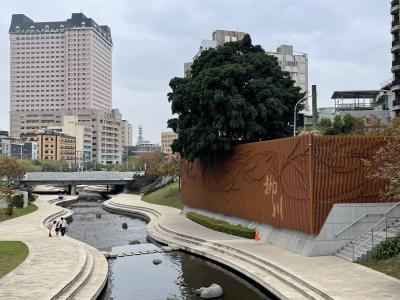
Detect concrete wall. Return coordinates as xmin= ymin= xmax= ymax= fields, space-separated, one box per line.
xmin=184 ymin=202 xmax=400 ymax=256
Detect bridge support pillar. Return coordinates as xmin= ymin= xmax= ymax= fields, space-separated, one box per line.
xmin=70 ymin=184 xmax=77 ymax=196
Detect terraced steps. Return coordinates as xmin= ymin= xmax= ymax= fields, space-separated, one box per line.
xmin=104 ymin=200 xmax=332 ymax=300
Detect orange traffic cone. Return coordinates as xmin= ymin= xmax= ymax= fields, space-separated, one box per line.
xmin=254 ymin=230 xmax=260 ymax=241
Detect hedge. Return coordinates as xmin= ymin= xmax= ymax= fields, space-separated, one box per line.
xmin=12 ymin=194 xmax=24 ymax=208
xmin=186 ymin=212 xmax=255 ymax=239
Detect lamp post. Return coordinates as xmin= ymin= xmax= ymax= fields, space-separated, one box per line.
xmin=293 ymin=96 xmax=311 ymax=136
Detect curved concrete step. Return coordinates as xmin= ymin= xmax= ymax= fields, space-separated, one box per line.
xmin=50 ymin=247 xmax=88 ymax=300
xmin=104 ymin=200 xmax=332 ymax=300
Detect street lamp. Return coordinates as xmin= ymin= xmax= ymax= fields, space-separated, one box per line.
xmin=293 ymin=96 xmax=311 ymax=136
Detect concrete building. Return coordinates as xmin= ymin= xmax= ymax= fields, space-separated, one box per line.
xmin=126 ymin=143 xmax=163 ymax=156
xmin=48 ymin=115 xmax=92 ymax=168
xmin=21 ymin=130 xmax=76 ymax=167
xmin=391 ymin=0 xmax=400 ymax=114
xmin=9 ymin=13 xmax=112 ymax=123
xmin=0 ymin=132 xmax=38 ymax=160
xmin=161 ymin=131 xmax=178 ymax=155
xmin=8 ymin=13 xmax=132 ymax=165
xmin=184 ymin=30 xmax=309 ymax=109
xmin=12 ymin=108 xmax=125 ymax=164
xmin=266 ymin=45 xmax=309 ymax=108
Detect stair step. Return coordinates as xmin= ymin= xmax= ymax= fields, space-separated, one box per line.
xmin=65 ymin=251 xmax=94 ymax=299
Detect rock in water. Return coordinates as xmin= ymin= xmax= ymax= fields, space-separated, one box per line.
xmin=153 ymin=258 xmax=162 ymax=265
xmin=122 ymin=222 xmax=128 ymax=229
xmin=198 ymin=284 xmax=223 ymax=299
xmin=166 ymin=295 xmax=178 ymax=300
xmin=96 ymin=213 xmax=101 ymax=218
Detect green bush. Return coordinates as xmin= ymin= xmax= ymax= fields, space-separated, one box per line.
xmin=12 ymin=194 xmax=24 ymax=208
xmin=186 ymin=212 xmax=255 ymax=239
xmin=374 ymin=236 xmax=400 ymax=260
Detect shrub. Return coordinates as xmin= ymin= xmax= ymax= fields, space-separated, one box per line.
xmin=126 ymin=175 xmax=158 ymax=193
xmin=186 ymin=212 xmax=255 ymax=239
xmin=374 ymin=236 xmax=400 ymax=260
xmin=12 ymin=194 xmax=24 ymax=208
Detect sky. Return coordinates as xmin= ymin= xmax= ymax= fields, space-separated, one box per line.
xmin=0 ymin=0 xmax=391 ymax=143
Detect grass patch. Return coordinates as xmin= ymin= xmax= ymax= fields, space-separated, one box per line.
xmin=142 ymin=181 xmax=183 ymax=209
xmin=186 ymin=212 xmax=255 ymax=239
xmin=0 ymin=241 xmax=29 ymax=277
xmin=359 ymin=255 xmax=400 ymax=279
xmin=0 ymin=203 xmax=38 ymax=222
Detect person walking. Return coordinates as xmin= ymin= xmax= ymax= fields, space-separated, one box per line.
xmin=60 ymin=217 xmax=68 ymax=236
xmin=55 ymin=219 xmax=61 ymax=236
xmin=47 ymin=220 xmax=56 ymax=237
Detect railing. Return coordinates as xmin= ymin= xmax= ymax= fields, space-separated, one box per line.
xmin=350 ymin=216 xmax=400 ymax=261
xmin=393 ymin=59 xmax=400 ymax=67
xmin=392 ymin=19 xmax=400 ymax=28
xmin=335 ymin=200 xmax=400 ymax=238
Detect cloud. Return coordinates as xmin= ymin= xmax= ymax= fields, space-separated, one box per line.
xmin=0 ymin=0 xmax=392 ymax=143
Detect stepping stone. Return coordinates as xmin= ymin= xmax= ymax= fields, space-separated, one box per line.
xmin=102 ymin=251 xmax=110 ymax=258
xmin=131 ymin=251 xmax=140 ymax=255
xmin=161 ymin=246 xmax=172 ymax=252
xmin=148 ymin=249 xmax=157 ymax=253
xmin=109 ymin=254 xmax=117 ymax=259
xmin=168 ymin=244 xmax=180 ymax=251
xmin=124 ymin=252 xmax=133 ymax=256
xmin=139 ymin=250 xmax=149 ymax=254
xmin=117 ymin=254 xmax=125 ymax=257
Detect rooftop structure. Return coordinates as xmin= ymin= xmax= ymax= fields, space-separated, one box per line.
xmin=332 ymin=90 xmax=392 ymax=123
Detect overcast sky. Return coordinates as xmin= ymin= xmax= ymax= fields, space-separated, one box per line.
xmin=0 ymin=0 xmax=391 ymax=143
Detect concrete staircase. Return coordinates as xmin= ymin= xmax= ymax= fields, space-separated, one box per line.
xmin=104 ymin=200 xmax=333 ymax=300
xmin=45 ymin=200 xmax=108 ymax=300
xmin=336 ymin=218 xmax=400 ymax=262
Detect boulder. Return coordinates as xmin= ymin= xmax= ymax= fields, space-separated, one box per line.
xmin=153 ymin=258 xmax=162 ymax=265
xmin=196 ymin=284 xmax=223 ymax=299
xmin=122 ymin=222 xmax=128 ymax=229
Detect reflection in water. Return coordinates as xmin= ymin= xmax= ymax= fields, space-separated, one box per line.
xmin=65 ymin=196 xmax=272 ymax=300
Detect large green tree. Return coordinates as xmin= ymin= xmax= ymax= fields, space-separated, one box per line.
xmin=167 ymin=34 xmax=303 ymax=166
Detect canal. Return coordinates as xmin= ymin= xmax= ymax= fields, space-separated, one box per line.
xmin=65 ymin=194 xmax=273 ymax=300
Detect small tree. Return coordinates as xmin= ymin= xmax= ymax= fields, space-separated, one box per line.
xmin=0 ymin=156 xmax=27 ymax=186
xmin=363 ymin=138 xmax=400 ymax=197
xmin=0 ymin=185 xmax=15 ymax=216
xmin=137 ymin=152 xmax=163 ymax=176
xmin=160 ymin=154 xmax=182 ymax=190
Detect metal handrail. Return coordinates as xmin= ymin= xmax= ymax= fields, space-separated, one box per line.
xmin=351 ymin=216 xmax=400 ymax=261
xmin=335 ymin=200 xmax=400 ymax=238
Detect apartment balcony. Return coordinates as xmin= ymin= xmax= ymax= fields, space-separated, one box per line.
xmin=391 ymin=79 xmax=400 ymax=92
xmin=391 ymin=3 xmax=400 ymax=14
xmin=392 ymin=19 xmax=400 ymax=28
xmin=393 ymin=38 xmax=400 ymax=47
xmin=392 ymin=59 xmax=400 ymax=72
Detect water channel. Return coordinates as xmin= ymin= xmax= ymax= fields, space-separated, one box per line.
xmin=64 ymin=193 xmax=273 ymax=300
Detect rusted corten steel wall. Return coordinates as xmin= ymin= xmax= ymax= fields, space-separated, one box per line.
xmin=181 ymin=135 xmax=390 ymax=234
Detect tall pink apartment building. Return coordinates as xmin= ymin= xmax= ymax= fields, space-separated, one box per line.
xmin=9 ymin=13 xmax=131 ymax=164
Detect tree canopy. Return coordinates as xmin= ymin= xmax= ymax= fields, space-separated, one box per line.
xmin=319 ymin=114 xmax=366 ymax=136
xmin=167 ymin=34 xmax=304 ymax=166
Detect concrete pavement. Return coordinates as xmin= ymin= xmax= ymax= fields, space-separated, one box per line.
xmin=0 ymin=195 xmax=108 ymax=300
xmin=105 ymin=194 xmax=400 ymax=300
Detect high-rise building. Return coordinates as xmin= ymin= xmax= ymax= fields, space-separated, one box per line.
xmin=9 ymin=13 xmax=132 ymax=164
xmin=391 ymin=1 xmax=400 ymax=114
xmin=21 ymin=130 xmax=76 ymax=167
xmin=161 ymin=131 xmax=178 ymax=155
xmin=184 ymin=30 xmax=309 ymax=109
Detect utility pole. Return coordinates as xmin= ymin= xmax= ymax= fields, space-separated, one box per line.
xmin=312 ymin=85 xmax=318 ymax=130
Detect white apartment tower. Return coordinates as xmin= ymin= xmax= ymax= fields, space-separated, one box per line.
xmin=9 ymin=13 xmax=112 ymax=136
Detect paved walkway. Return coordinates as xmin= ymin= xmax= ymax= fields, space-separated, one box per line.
xmin=106 ymin=194 xmax=400 ymax=300
xmin=0 ymin=195 xmax=108 ymax=300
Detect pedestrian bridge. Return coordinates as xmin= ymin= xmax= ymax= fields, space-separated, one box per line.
xmin=21 ymin=171 xmax=135 ymax=195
